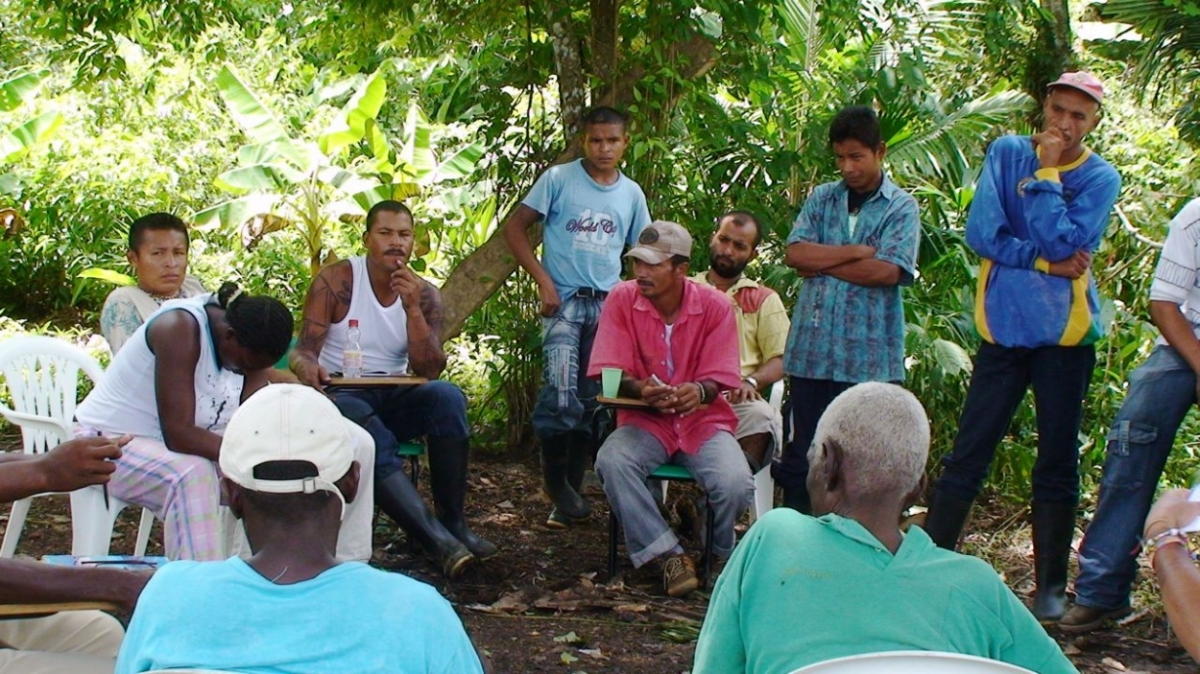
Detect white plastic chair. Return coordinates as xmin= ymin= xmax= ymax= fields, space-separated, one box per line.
xmin=789 ymin=650 xmax=1037 ymax=673
xmin=748 ymin=379 xmax=783 ymax=523
xmin=0 ymin=335 xmax=154 ymax=557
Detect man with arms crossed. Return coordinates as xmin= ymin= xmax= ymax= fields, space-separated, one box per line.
xmin=923 ymin=72 xmax=1121 ymax=623
xmin=775 ymin=105 xmax=920 ymax=514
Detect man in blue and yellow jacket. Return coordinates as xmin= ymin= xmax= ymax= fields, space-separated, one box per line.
xmin=922 ymin=72 xmax=1121 ymax=623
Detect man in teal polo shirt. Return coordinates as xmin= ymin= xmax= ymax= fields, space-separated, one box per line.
xmin=692 ymin=383 xmax=1077 ymax=674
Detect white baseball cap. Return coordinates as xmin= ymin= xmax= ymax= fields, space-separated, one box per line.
xmin=220 ymin=384 xmax=358 ymax=519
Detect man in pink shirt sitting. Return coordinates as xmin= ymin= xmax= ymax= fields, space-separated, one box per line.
xmin=589 ymin=220 xmax=752 ymax=598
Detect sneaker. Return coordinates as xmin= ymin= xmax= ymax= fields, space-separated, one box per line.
xmin=1059 ymin=603 xmax=1133 ymax=634
xmin=663 ymin=553 xmax=700 ymax=597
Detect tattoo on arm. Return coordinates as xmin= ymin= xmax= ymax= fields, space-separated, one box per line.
xmin=418 ymin=283 xmax=444 ymax=341
xmin=296 ymin=270 xmax=352 ymax=358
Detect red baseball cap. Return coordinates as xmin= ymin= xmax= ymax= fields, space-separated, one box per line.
xmin=1047 ymin=71 xmax=1105 ymax=104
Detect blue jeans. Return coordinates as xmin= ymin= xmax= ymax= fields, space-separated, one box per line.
xmin=330 ymin=380 xmax=469 ymax=479
xmin=934 ymin=341 xmax=1095 ymax=504
xmin=532 ymin=295 xmax=604 ymax=438
xmin=596 ymin=426 xmax=752 ymax=567
xmin=1074 ymin=345 xmax=1196 ymax=610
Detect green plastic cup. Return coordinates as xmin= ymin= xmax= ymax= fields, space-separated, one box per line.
xmin=601 ymin=367 xmax=622 ymax=398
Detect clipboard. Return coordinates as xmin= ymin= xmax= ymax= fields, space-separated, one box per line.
xmin=327 ymin=375 xmax=429 ymax=387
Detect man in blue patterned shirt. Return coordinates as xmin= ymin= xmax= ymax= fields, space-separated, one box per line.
xmin=774 ymin=106 xmax=921 ymax=513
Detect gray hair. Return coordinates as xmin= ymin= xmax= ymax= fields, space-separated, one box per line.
xmin=813 ymin=382 xmax=930 ymax=498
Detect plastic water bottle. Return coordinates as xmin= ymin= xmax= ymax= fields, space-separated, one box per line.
xmin=343 ymin=319 xmax=363 ymax=378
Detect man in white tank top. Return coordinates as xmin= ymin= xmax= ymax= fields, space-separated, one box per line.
xmin=291 ymin=200 xmax=496 ymax=578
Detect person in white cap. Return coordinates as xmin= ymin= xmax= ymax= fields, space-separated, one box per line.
xmin=113 ymin=384 xmax=485 ymax=674
xmin=923 ymin=71 xmax=1121 ymax=622
xmin=588 ymin=220 xmax=751 ymax=598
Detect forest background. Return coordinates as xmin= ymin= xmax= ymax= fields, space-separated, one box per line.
xmin=1 ymin=0 xmax=1198 ymax=509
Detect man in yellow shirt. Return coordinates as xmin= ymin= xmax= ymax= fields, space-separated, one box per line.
xmin=694 ymin=211 xmax=788 ymax=471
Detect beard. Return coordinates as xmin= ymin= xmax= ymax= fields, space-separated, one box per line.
xmin=709 ymin=252 xmax=748 ymax=279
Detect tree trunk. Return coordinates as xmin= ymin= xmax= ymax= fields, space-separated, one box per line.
xmin=1026 ymin=0 xmax=1073 ymax=113
xmin=549 ymin=4 xmax=588 ymax=138
xmin=438 ymin=32 xmax=719 ymax=341
xmin=590 ymin=0 xmax=619 ymax=103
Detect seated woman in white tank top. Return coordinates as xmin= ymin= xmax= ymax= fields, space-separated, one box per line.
xmin=76 ymin=283 xmax=295 ymax=560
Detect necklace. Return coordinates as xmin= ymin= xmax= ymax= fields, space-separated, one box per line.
xmin=147 ymin=289 xmax=184 ymax=304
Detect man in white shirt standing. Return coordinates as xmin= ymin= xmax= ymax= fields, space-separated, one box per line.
xmin=1063 ymin=198 xmax=1200 ymax=632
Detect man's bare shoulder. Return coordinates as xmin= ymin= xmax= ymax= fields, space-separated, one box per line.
xmin=313 ymin=259 xmax=354 ymax=287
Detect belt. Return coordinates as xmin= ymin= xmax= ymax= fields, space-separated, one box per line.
xmin=575 ymin=288 xmax=609 ymax=299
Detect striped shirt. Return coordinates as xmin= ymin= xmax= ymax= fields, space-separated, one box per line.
xmin=783 ymin=175 xmax=920 ymax=383
xmin=1150 ymin=198 xmax=1200 ymax=341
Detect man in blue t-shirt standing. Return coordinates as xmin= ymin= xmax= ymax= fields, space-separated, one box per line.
xmin=504 ymin=106 xmax=652 ymax=529
xmin=775 ymin=106 xmax=921 ymax=515
xmin=923 ymin=72 xmax=1121 ymax=623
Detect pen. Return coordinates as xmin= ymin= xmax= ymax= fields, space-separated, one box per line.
xmin=95 ymin=430 xmax=110 ymax=510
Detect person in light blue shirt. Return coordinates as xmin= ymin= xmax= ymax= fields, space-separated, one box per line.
xmin=775 ymin=105 xmax=920 ymax=515
xmin=504 ymin=106 xmax=652 ymax=529
xmin=115 ymin=384 xmax=485 ymax=674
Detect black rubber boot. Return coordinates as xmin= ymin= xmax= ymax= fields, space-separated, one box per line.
xmin=922 ymin=491 xmax=975 ymax=551
xmin=428 ymin=436 xmax=499 ymax=560
xmin=1032 ymin=500 xmax=1077 ymax=622
xmin=547 ymin=431 xmax=593 ymax=528
xmin=375 ymin=471 xmax=474 ymax=578
xmin=541 ymin=433 xmax=591 ymax=523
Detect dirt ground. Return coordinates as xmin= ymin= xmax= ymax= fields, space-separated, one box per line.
xmin=3 ymin=450 xmax=1197 ymax=674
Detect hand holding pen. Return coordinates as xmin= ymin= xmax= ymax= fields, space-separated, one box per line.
xmin=38 ymin=434 xmax=129 ymax=503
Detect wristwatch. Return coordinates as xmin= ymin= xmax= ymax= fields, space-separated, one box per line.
xmin=743 ymin=375 xmax=759 ymax=391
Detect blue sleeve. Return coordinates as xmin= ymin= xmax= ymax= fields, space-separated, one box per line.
xmin=787 ymin=188 xmax=825 ymax=244
xmin=1023 ymin=166 xmax=1120 ymax=261
xmin=871 ymin=194 xmax=920 ymax=286
xmin=521 ymin=166 xmax=560 ymax=219
xmin=625 ymin=184 xmax=652 ymax=246
xmin=965 ymin=141 xmax=1039 ymax=269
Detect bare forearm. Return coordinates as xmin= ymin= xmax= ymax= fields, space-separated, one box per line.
xmin=822 ymin=259 xmax=902 ymax=287
xmin=785 ymin=242 xmax=873 ymax=272
xmin=1151 ymin=301 xmax=1200 ymax=373
xmin=161 ymin=425 xmax=222 ymax=462
xmin=1155 ymin=544 xmax=1200 ymax=661
xmin=0 ymin=461 xmax=48 ymax=502
xmin=406 ymin=313 xmax=447 ymax=379
xmin=0 ymin=559 xmax=147 ymax=609
xmin=504 ymin=210 xmax=555 ymax=287
xmin=748 ymin=358 xmax=784 ymax=388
